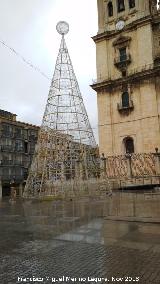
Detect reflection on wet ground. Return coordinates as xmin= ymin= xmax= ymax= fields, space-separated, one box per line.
xmin=0 ymin=193 xmax=160 ymax=283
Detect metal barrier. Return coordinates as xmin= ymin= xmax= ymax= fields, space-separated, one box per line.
xmin=103 ymin=153 xmax=158 ymax=178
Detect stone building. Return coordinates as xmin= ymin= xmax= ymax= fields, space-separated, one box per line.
xmin=91 ymin=0 xmax=160 ymax=156
xmin=0 ymin=109 xmax=39 ymax=197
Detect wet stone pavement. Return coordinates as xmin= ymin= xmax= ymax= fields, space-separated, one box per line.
xmin=0 ymin=196 xmax=160 ymax=284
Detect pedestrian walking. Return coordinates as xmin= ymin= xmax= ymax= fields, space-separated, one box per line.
xmin=10 ymin=178 xmax=16 ymax=202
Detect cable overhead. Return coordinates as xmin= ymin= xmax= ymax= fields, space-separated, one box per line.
xmin=0 ymin=37 xmax=99 ymax=129
xmin=0 ymin=38 xmax=51 ymax=80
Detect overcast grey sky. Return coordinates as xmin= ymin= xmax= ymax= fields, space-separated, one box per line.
xmin=0 ymin=0 xmax=98 ymax=140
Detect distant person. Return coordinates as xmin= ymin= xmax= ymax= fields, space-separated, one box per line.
xmin=10 ymin=178 xmax=16 ymax=202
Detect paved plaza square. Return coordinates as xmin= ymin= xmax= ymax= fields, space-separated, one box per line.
xmin=0 ymin=196 xmax=160 ymax=284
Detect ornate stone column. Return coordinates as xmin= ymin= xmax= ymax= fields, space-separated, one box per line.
xmin=154 ymin=148 xmax=160 ymax=175
xmin=125 ymin=153 xmax=132 ymax=178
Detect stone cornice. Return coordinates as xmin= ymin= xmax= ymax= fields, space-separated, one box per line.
xmin=0 ymin=117 xmax=40 ymax=129
xmin=113 ymin=35 xmax=131 ymax=46
xmin=92 ymin=15 xmax=153 ymax=43
xmin=91 ymin=65 xmax=160 ymax=92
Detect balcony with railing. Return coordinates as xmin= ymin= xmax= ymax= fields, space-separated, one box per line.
xmin=14 ymin=160 xmax=23 ymax=166
xmin=1 ymin=145 xmax=15 ymax=152
xmin=0 ymin=160 xmax=13 ymax=166
xmin=28 ymin=134 xmax=38 ymax=142
xmin=1 ymin=132 xmax=14 ymax=138
xmin=0 ymin=174 xmax=24 ymax=182
xmin=15 ymin=147 xmax=24 ymax=153
xmin=91 ymin=62 xmax=160 ymax=90
xmin=0 ymin=159 xmax=25 ymax=166
xmin=0 ymin=158 xmax=31 ymax=168
xmin=22 ymin=161 xmax=31 ymax=168
xmin=114 ymin=53 xmax=131 ymax=69
xmin=117 ymin=100 xmax=134 ymax=112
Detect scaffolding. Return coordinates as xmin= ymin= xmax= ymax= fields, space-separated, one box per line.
xmin=24 ymin=21 xmax=100 ymax=198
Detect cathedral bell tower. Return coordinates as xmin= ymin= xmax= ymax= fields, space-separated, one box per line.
xmin=91 ymin=0 xmax=160 ymax=156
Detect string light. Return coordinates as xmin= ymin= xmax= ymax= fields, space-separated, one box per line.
xmin=0 ymin=38 xmax=51 ymax=80
xmin=1 ymin=38 xmax=158 ymax=132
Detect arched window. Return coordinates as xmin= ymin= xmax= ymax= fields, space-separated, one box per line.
xmin=122 ymin=92 xmax=129 ymax=108
xmin=117 ymin=0 xmax=125 ymax=12
xmin=129 ymin=0 xmax=135 ymax=9
xmin=124 ymin=137 xmax=134 ymax=153
xmin=108 ymin=2 xmax=113 ymax=17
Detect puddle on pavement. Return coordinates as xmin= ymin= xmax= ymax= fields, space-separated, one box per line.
xmin=0 ymin=193 xmax=160 ymax=253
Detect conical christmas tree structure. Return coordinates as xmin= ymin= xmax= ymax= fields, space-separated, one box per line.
xmin=24 ymin=21 xmax=99 ymax=197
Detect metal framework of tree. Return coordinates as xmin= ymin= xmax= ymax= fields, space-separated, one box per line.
xmin=24 ymin=21 xmax=99 ymax=197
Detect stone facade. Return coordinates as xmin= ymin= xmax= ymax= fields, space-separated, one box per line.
xmin=91 ymin=0 xmax=160 ymax=156
xmin=0 ymin=109 xmax=39 ymax=196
